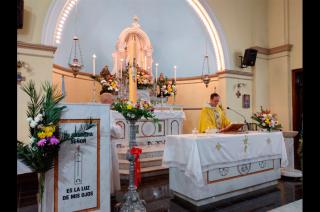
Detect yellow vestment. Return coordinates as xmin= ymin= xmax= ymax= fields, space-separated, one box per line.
xmin=198 ymin=104 xmax=231 ymax=133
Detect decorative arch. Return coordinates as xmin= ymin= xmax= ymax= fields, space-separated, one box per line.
xmin=41 ymin=0 xmax=232 ymax=71
xmin=111 ymin=17 xmax=153 ymax=74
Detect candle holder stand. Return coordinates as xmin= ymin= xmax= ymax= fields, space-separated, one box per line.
xmin=92 ymin=77 xmax=97 ymax=102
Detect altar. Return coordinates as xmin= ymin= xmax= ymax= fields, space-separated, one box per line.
xmin=112 ymin=109 xmax=185 ymax=178
xmin=162 ymin=131 xmax=288 ymax=206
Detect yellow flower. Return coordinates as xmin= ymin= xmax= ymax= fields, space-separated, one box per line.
xmin=265 ymin=119 xmax=270 ymax=124
xmin=37 ymin=131 xmax=46 ymax=139
xmin=44 ymin=126 xmax=55 ymax=133
xmin=127 ymin=105 xmax=133 ymax=110
xmin=46 ymin=131 xmax=53 ymax=137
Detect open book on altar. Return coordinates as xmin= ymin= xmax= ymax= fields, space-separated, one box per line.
xmin=219 ymin=123 xmax=245 ymax=133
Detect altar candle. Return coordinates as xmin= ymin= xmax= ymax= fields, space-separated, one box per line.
xmin=92 ymin=54 xmax=96 ymax=76
xmin=174 ymin=65 xmax=177 ymax=81
xmin=144 ymin=56 xmax=147 ymax=70
xmin=120 ymin=58 xmax=124 ymax=79
xmin=155 ymin=63 xmax=159 ymax=84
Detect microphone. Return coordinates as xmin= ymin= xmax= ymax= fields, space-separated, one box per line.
xmin=226 ymin=106 xmax=248 ymax=125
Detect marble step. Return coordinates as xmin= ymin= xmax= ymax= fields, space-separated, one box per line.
xmin=119 ymin=165 xmax=168 ymax=179
xmin=119 ymin=157 xmax=163 ymax=169
xmin=117 ymin=148 xmax=164 ymax=160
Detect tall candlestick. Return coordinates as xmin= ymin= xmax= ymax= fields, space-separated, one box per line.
xmin=144 ymin=56 xmax=147 ymax=70
xmin=174 ymin=65 xmax=177 ymax=82
xmin=155 ymin=63 xmax=159 ymax=84
xmin=92 ymin=54 xmax=96 ymax=76
xmin=129 ymin=35 xmax=137 ymax=104
xmin=120 ymin=58 xmax=124 ymax=79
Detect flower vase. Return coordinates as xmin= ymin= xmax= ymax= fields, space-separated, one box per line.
xmin=119 ymin=119 xmax=146 ymax=212
xmin=100 ymin=92 xmax=113 ymax=104
xmin=37 ymin=172 xmax=45 ymax=212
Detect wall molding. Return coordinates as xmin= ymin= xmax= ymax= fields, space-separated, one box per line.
xmin=17 ymin=41 xmax=57 ymax=53
xmin=53 ymin=64 xmax=253 ymax=83
xmin=171 ymin=70 xmax=253 ymax=82
xmin=251 ymin=44 xmax=292 ymax=55
xmin=53 ymin=64 xmax=93 ymax=77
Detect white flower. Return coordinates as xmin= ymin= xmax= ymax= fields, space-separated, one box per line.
xmin=115 ymin=88 xmax=119 ymax=92
xmin=263 ymin=114 xmax=267 ymax=117
xmin=26 ymin=117 xmax=33 ymax=123
xmin=108 ymin=86 xmax=112 ymax=90
xmin=30 ymin=121 xmax=37 ymax=128
xmin=101 ymin=80 xmax=107 ymax=84
xmin=34 ymin=116 xmax=42 ymax=123
xmin=262 ymin=123 xmax=266 ymax=126
xmin=29 ymin=137 xmax=36 ymax=144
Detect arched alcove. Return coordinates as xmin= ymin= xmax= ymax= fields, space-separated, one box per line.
xmin=42 ymin=0 xmax=231 ymax=77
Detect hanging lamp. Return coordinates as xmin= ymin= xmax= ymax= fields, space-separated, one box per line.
xmin=68 ymin=36 xmax=83 ymax=77
xmin=201 ymin=40 xmax=212 ymax=87
xmin=201 ymin=54 xmax=211 ymax=88
xmin=67 ymin=0 xmax=83 ymax=77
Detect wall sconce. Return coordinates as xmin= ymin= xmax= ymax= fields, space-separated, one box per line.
xmin=234 ymin=82 xmax=246 ymax=98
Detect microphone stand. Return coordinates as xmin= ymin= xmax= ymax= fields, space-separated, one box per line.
xmin=227 ymin=107 xmax=249 ymax=132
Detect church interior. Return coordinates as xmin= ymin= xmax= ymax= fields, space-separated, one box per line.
xmin=17 ymin=0 xmax=303 ymax=211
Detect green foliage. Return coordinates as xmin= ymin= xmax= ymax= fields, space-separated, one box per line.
xmin=41 ymin=81 xmax=66 ymax=125
xmin=18 ymin=80 xmax=66 ymax=173
xmin=18 ymin=80 xmax=95 ymax=203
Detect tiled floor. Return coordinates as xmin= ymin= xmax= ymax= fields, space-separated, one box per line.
xmin=268 ymin=199 xmax=302 ymax=212
xmin=113 ymin=175 xmax=302 ymax=212
xmin=17 ymin=174 xmax=302 ymax=212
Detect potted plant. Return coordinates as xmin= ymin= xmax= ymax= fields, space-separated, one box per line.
xmin=251 ymin=106 xmax=282 ymax=132
xmin=156 ymin=73 xmax=177 ymax=103
xmin=17 ymin=81 xmax=94 ymax=212
xmin=92 ymin=65 xmax=119 ymax=103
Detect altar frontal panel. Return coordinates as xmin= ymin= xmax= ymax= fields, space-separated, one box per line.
xmin=54 ymin=119 xmax=100 ymax=212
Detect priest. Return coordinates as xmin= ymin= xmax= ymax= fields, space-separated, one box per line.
xmin=198 ymin=93 xmax=231 ymax=133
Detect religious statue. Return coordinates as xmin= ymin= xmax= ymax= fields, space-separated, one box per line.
xmin=91 ymin=65 xmax=119 ymax=99
xmin=100 ymin=65 xmax=111 ymax=79
xmin=156 ymin=73 xmax=176 ymax=98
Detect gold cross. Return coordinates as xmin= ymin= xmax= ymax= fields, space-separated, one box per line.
xmin=216 ymin=143 xmax=222 ymax=151
xmin=243 ymin=135 xmax=248 ymax=153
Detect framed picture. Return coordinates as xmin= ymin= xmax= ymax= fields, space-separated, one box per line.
xmin=242 ymin=94 xmax=250 ymax=108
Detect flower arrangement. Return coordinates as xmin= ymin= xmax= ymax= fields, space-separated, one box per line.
xmin=99 ymin=75 xmax=119 ymax=95
xmin=17 ymin=81 xmax=94 ymax=209
xmin=136 ymin=67 xmax=153 ymax=89
xmin=92 ymin=65 xmax=119 ymax=95
xmin=157 ymin=73 xmax=177 ymax=97
xmin=251 ymin=106 xmax=282 ymax=132
xmin=112 ymin=98 xmax=156 ymax=121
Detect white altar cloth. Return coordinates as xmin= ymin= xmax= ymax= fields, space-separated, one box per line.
xmin=163 ymin=131 xmax=288 ymax=187
xmin=111 ymin=109 xmax=186 ymax=120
